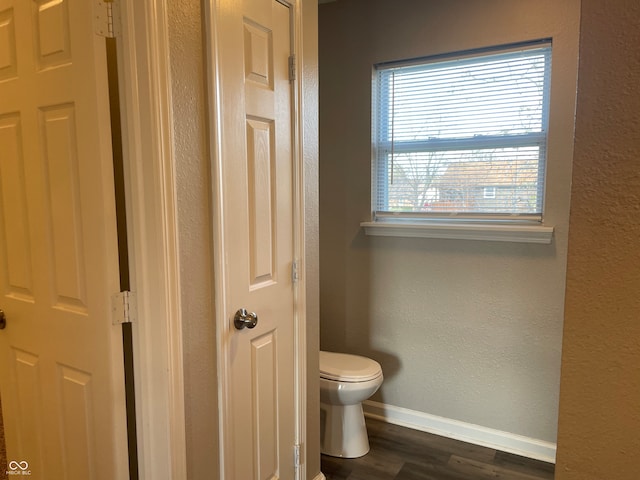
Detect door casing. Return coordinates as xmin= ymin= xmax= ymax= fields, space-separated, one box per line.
xmin=111 ymin=2 xmax=187 ymax=479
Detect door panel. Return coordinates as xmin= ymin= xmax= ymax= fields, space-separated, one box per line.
xmin=0 ymin=0 xmax=128 ymax=478
xmin=40 ymin=104 xmax=88 ymax=312
xmin=218 ymin=0 xmax=295 ymax=478
xmin=251 ymin=331 xmax=278 ymax=479
xmin=0 ymin=113 xmax=33 ymax=301
xmin=11 ymin=348 xmax=43 ymax=474
xmin=246 ymin=116 xmax=277 ymax=287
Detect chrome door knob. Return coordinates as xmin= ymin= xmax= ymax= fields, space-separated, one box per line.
xmin=234 ymin=308 xmax=258 ymax=330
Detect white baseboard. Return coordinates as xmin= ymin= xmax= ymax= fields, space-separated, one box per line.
xmin=363 ymin=400 xmax=556 ymax=464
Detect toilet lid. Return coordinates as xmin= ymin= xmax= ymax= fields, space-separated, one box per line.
xmin=319 ymin=351 xmax=382 ymax=382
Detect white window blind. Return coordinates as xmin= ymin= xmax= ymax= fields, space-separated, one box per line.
xmin=373 ymin=41 xmax=552 ymax=221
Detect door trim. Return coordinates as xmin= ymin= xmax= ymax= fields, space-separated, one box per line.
xmin=115 ymin=2 xmax=187 ymax=479
xmin=291 ymin=1 xmax=309 ymax=478
xmin=203 ymin=0 xmax=230 ymax=473
xmin=204 ymin=0 xmax=308 ymax=478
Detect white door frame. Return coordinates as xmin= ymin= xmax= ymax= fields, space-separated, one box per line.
xmin=203 ymin=0 xmax=308 ymax=478
xmin=112 ymin=1 xmax=187 ymax=479
xmin=291 ymin=3 xmax=310 ymax=478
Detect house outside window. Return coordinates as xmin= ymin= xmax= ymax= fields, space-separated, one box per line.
xmin=372 ymin=41 xmax=552 ymax=223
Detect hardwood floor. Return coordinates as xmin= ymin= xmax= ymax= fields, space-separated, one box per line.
xmin=321 ymin=418 xmax=555 ymax=480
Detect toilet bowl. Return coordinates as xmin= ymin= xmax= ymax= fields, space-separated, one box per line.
xmin=319 ymin=351 xmax=383 ymax=458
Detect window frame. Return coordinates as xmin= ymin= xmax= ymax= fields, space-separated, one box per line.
xmin=369 ymin=40 xmax=554 ymax=239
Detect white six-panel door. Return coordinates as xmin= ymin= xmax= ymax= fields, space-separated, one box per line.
xmin=0 ymin=0 xmax=128 ymax=478
xmin=215 ymin=0 xmax=297 ymax=478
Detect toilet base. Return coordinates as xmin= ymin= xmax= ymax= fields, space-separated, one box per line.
xmin=320 ymin=401 xmax=370 ymax=458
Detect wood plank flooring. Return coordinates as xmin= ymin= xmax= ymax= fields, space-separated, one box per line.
xmin=321 ymin=418 xmax=555 ymax=480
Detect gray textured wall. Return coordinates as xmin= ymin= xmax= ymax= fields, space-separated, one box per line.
xmin=168 ymin=0 xmax=219 ymax=477
xmin=319 ymin=0 xmax=580 ymax=444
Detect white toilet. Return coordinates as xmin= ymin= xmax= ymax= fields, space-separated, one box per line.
xmin=319 ymin=351 xmax=383 ymax=458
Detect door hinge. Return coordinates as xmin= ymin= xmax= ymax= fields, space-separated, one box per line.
xmin=293 ymin=443 xmax=303 ymax=467
xmin=95 ymin=0 xmax=121 ymax=38
xmin=288 ymin=54 xmax=296 ymax=82
xmin=112 ymin=291 xmax=137 ymax=325
xmin=291 ymin=260 xmax=299 ymax=283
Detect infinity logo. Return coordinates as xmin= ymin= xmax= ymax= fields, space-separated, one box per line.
xmin=8 ymin=461 xmax=29 ymax=471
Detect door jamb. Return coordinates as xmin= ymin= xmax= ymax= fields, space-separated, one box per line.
xmin=291 ymin=1 xmax=309 ymax=478
xmin=114 ymin=2 xmax=187 ymax=479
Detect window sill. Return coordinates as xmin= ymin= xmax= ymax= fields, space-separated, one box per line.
xmin=360 ymin=221 xmax=554 ymax=244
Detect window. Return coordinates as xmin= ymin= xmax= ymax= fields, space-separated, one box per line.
xmin=372 ymin=41 xmax=552 ymax=223
xmin=483 ymin=186 xmax=497 ymax=199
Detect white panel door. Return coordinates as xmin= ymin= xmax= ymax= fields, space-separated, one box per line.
xmin=0 ymin=0 xmax=128 ymax=478
xmin=216 ymin=0 xmax=296 ymax=478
